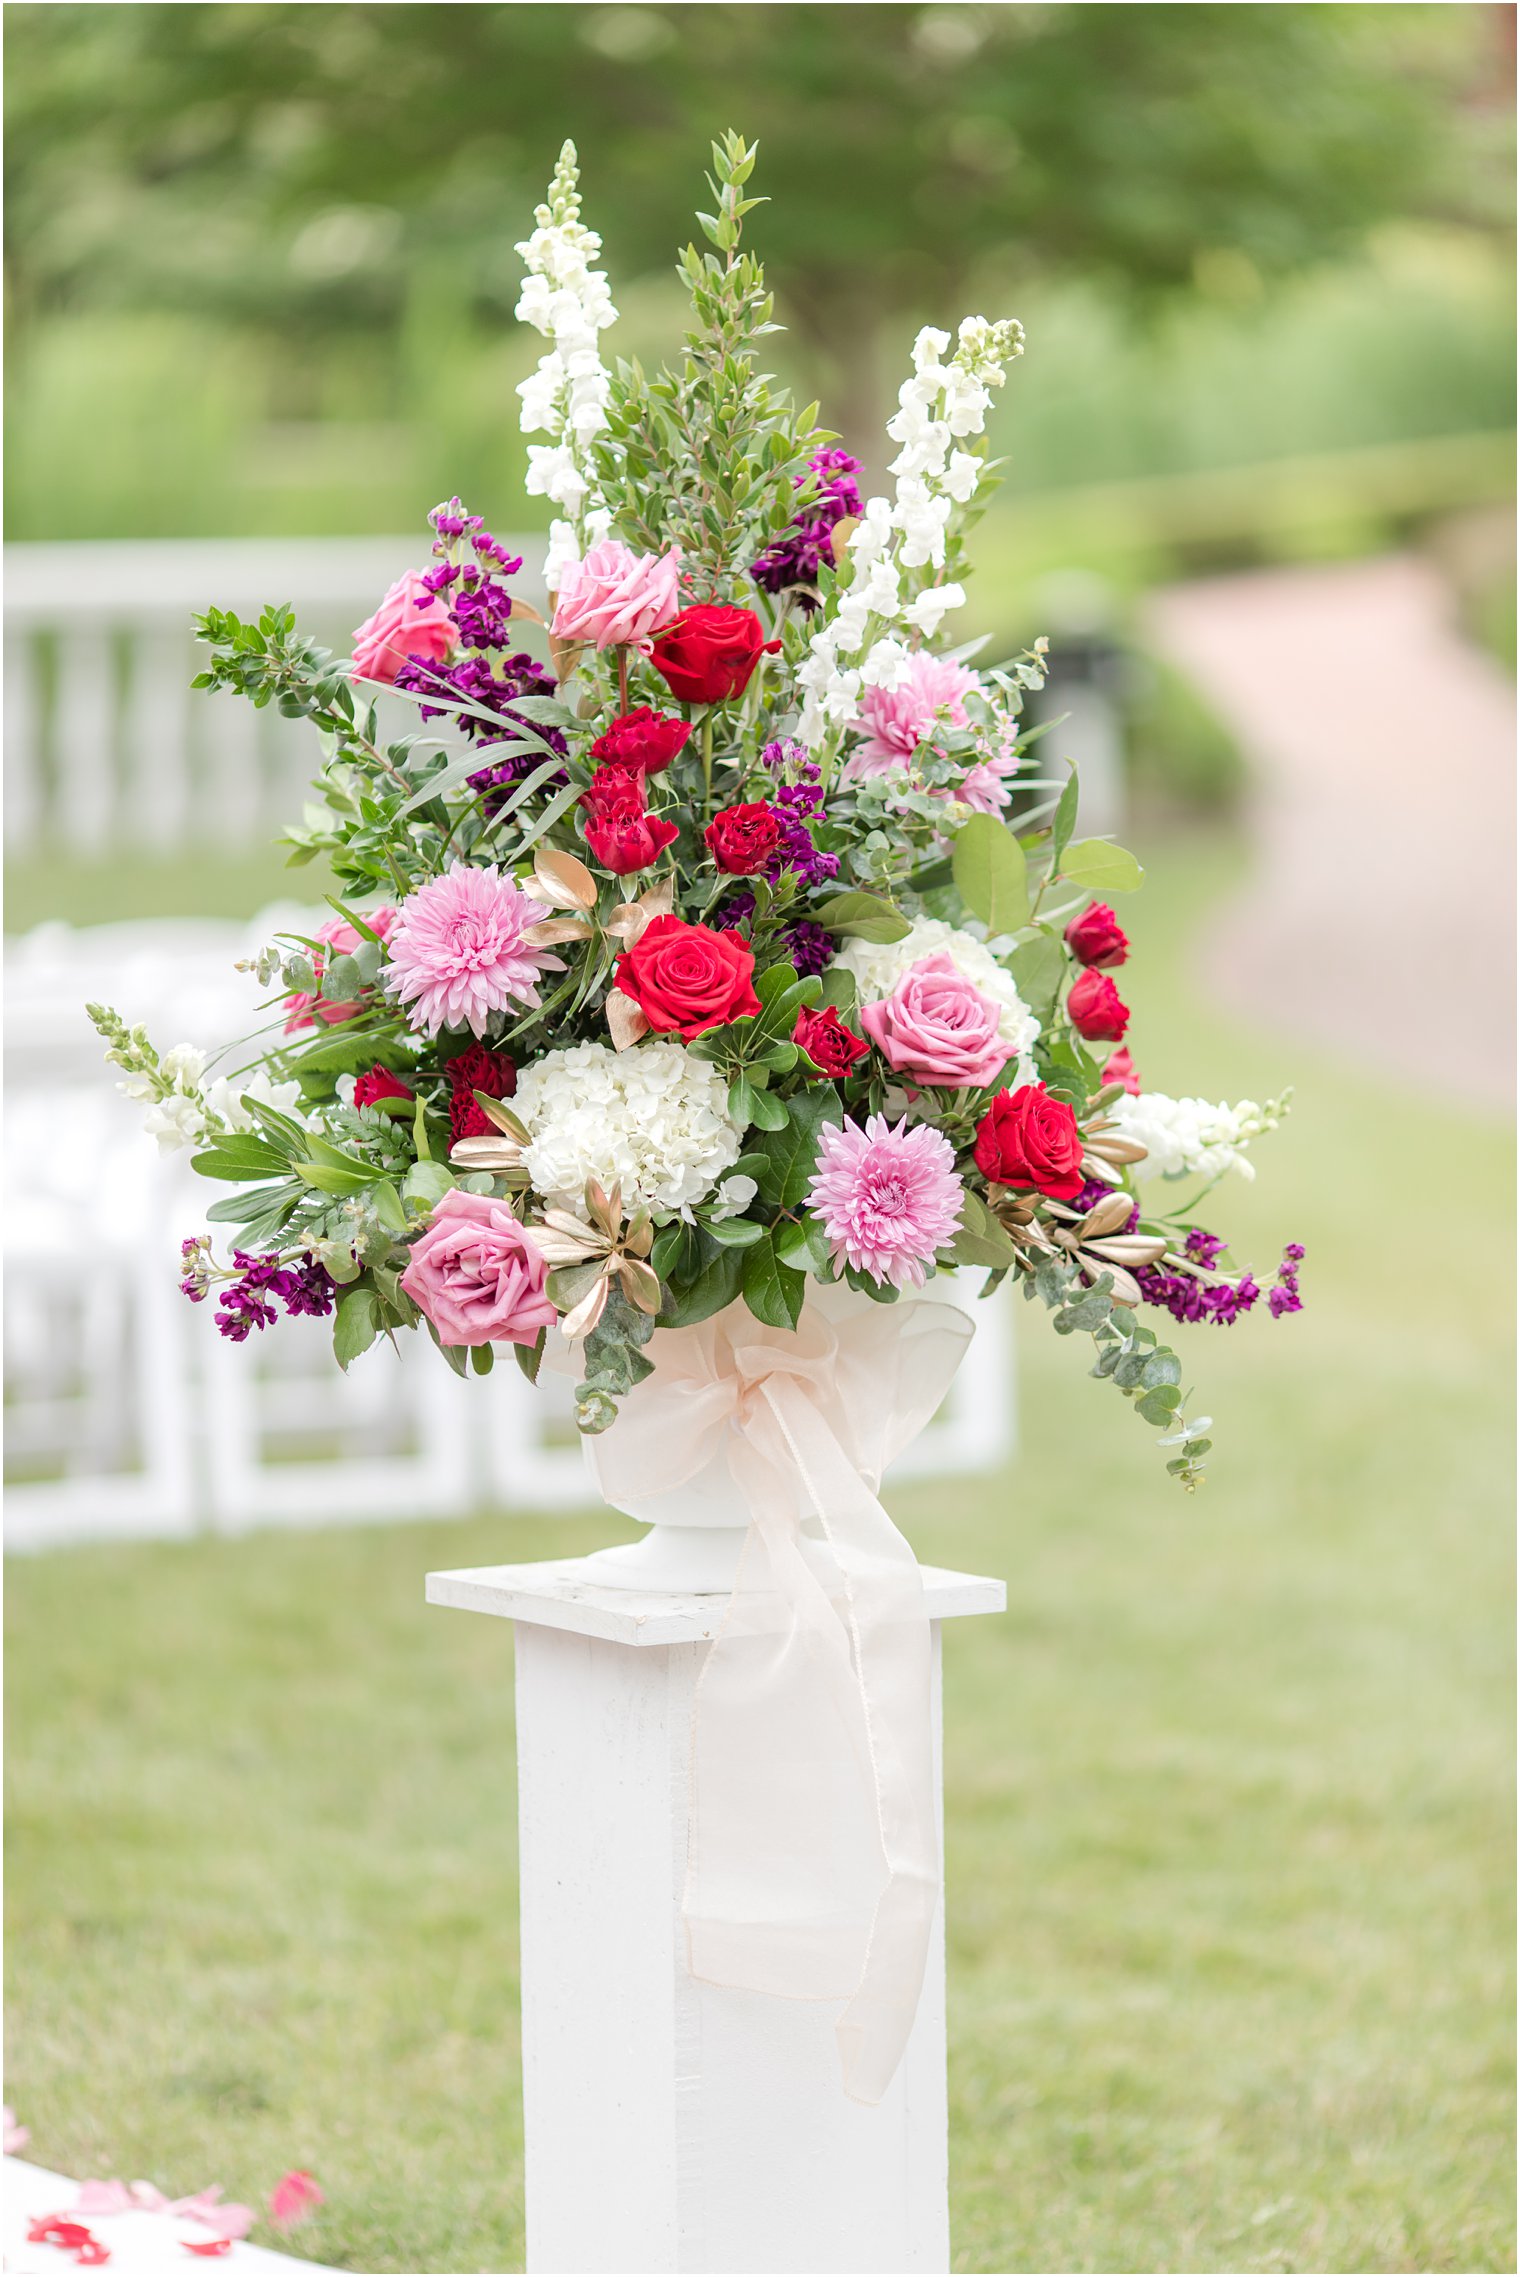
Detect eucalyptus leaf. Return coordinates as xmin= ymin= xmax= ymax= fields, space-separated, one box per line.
xmin=952 ymin=812 xmax=1029 ymax=934
xmin=1061 ymin=838 xmax=1145 ymax=894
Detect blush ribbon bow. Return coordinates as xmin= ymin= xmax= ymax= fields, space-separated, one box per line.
xmin=586 ymin=1284 xmax=973 ymax=2105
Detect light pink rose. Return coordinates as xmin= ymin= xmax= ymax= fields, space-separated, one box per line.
xmin=849 ymin=651 xmax=981 ymax=776
xmin=283 ymin=907 xmax=396 ymax=1033
xmin=351 ymin=572 xmax=457 ymax=685
xmin=550 ymin=539 xmax=683 ymax=650
xmin=859 ymin=952 xmax=1010 ymax=1089
xmin=399 ymin=1189 xmax=558 ymax=1349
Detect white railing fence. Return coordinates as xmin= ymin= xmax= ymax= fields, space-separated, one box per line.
xmin=3 ymin=536 xmax=549 ymax=858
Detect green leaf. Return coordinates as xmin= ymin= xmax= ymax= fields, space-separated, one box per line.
xmin=703 ymin=1215 xmax=767 ymax=1247
xmin=1008 ymin=932 xmax=1066 ymax=1023
xmin=1061 ymin=839 xmax=1145 ymax=894
xmin=751 ymin=1087 xmax=841 ymax=1208
xmin=652 ymin=1221 xmax=702 ymax=1283
xmin=774 ymin=1218 xmax=829 ymax=1273
xmin=732 ymin=1078 xmax=787 ymax=1132
xmin=659 ymin=1243 xmax=743 ymax=1328
xmin=333 ymin=1286 xmax=379 ymax=1370
xmin=514 ymin=1329 xmax=546 ymax=1385
xmin=814 ymin=966 xmax=858 ymax=1018
xmin=402 ymin=1160 xmax=455 ymax=1210
xmin=808 ymin=890 xmax=912 ymax=943
xmin=190 ymin=1138 xmax=291 ymax=1182
xmin=370 ymin=1179 xmax=409 ymax=1235
xmin=1141 ymin=1351 xmax=1183 ymax=1390
xmin=1136 ymin=1386 xmax=1182 ymax=1425
xmin=1050 ymin=768 xmax=1081 ymax=866
xmin=952 ymin=812 xmax=1029 ymax=934
xmin=755 ymin=962 xmax=802 ymax=1005
xmin=741 ymin=1231 xmax=806 ymax=1330
xmin=951 ymin=1189 xmax=1021 ymax=1268
xmin=470 ymin=1342 xmax=495 ymax=1375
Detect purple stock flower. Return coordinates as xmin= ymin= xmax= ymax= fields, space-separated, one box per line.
xmin=1268 ymin=1241 xmax=1306 ymax=1318
xmin=755 ymin=740 xmax=839 ymax=886
xmin=712 ymin=897 xmax=837 ymax=981
xmin=393 ymin=649 xmax=567 ymax=813
xmin=752 ymin=448 xmax=865 ymax=606
xmin=210 ymin=1250 xmax=338 ymax=1342
xmin=782 ymin=919 xmax=836 ymax=978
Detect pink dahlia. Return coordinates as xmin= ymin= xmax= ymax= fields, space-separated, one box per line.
xmin=384 ymin=863 xmax=563 ymax=1038
xmin=849 ymin=651 xmax=981 ymax=778
xmin=805 ymin=1113 xmax=963 ymax=1290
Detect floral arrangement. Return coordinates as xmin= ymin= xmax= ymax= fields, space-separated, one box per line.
xmin=92 ymin=135 xmax=1299 ymax=1491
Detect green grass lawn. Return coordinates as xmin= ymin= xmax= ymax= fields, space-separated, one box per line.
xmin=6 ymin=836 xmax=1513 ymax=2273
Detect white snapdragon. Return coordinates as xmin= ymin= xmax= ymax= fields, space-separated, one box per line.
xmin=142 ymin=1094 xmax=206 ymax=1156
xmin=203 ymin=1069 xmax=305 ymax=1133
xmin=515 ymin=142 xmax=617 ymax=594
xmin=122 ymin=1039 xmax=210 ymax=1153
xmin=1110 ymin=1092 xmax=1287 ymax=1184
xmin=834 ymin=918 xmax=1040 ymax=1058
xmin=797 ymin=313 xmax=1023 ymax=747
xmin=515 ymin=1039 xmax=742 ymax=1220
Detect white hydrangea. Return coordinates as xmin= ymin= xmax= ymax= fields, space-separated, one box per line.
xmin=797 ymin=314 xmax=1023 ymax=748
xmin=515 ymin=1038 xmax=742 ymax=1220
xmin=515 ymin=143 xmax=616 ymax=586
xmin=1110 ymin=1092 xmax=1280 ymax=1183
xmin=834 ymin=918 xmax=1040 ymax=1057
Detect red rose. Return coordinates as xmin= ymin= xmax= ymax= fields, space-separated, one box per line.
xmin=704 ymin=801 xmax=783 ymax=876
xmin=586 ymin=810 xmax=680 ymax=875
xmin=353 ymin=1065 xmax=415 ymax=1112
xmin=794 ymin=1003 xmax=870 ymax=1078
xmin=1065 ymin=902 xmax=1129 ymax=969
xmin=448 ymin=1042 xmax=517 ymax=1143
xmin=973 ymin=1082 xmax=1085 ymax=1200
xmin=647 ymin=604 xmax=780 ymax=705
xmin=614 ymin=914 xmax=761 ymax=1039
xmin=1067 ymin=968 xmax=1130 ymax=1042
xmin=1101 ymin=1045 xmax=1140 ymax=1096
xmin=589 ymin=708 xmax=691 ymax=774
xmin=579 ymin=762 xmax=680 ymax=875
xmin=580 ymin=762 xmax=644 ymax=821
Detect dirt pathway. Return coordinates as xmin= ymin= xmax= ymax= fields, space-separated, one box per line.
xmin=1144 ymin=554 xmax=1515 ymax=1109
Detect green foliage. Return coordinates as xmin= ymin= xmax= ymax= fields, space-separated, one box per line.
xmin=594 ymin=133 xmax=825 ymax=590
xmin=951 ymin=813 xmax=1029 ymax=935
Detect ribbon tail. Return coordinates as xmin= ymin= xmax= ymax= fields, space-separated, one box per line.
xmin=761 ymin=1380 xmax=939 ymax=2106
xmin=680 ymin=1374 xmax=938 ymax=2105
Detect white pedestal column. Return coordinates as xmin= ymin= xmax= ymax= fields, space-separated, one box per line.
xmin=426 ymin=1557 xmax=1004 ymax=2277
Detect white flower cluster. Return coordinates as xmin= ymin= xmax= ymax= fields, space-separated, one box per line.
xmin=515 ymin=1038 xmax=742 ymax=1220
xmin=797 ymin=315 xmax=1023 ymax=747
xmin=119 ymin=1046 xmax=302 ymax=1157
xmin=515 ymin=141 xmax=617 ymax=591
xmin=834 ymin=917 xmax=1040 ymax=1058
xmin=1111 ymin=1092 xmax=1285 ymax=1184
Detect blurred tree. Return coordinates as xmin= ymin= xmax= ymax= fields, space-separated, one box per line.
xmin=4 ymin=2 xmax=1509 ymax=447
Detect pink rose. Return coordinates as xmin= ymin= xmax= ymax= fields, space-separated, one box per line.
xmin=859 ymin=952 xmax=1010 ymax=1089
xmin=283 ymin=907 xmax=396 ymax=1033
xmin=550 ymin=539 xmax=683 ymax=650
xmin=399 ymin=1189 xmax=557 ymax=1349
xmin=849 ymin=652 xmax=981 ymax=776
xmin=351 ymin=573 xmax=456 ymax=686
